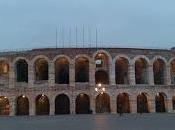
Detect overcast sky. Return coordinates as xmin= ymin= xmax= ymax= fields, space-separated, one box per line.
xmin=0 ymin=0 xmax=175 ymax=50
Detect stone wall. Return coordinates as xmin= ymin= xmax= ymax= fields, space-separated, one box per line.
xmin=0 ymin=48 xmax=174 ymax=116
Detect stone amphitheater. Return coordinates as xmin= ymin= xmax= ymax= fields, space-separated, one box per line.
xmin=0 ymin=47 xmax=175 ymax=116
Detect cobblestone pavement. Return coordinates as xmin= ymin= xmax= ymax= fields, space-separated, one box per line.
xmin=0 ymin=114 xmax=175 ymax=130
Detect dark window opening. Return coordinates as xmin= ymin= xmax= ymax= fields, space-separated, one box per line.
xmin=55 ymin=58 xmax=69 ymax=84
xmin=75 ymin=57 xmax=89 ymax=82
xmin=95 ymin=70 xmax=109 ymax=84
xmin=76 ymin=94 xmax=91 ymax=114
xmin=35 ymin=59 xmax=48 ymax=81
xmin=117 ymin=93 xmax=130 ymax=113
xmin=16 ymin=60 xmax=28 ymax=82
xmin=55 ymin=94 xmax=70 ymax=114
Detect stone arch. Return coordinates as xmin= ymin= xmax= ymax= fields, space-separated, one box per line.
xmin=94 ymin=50 xmax=111 ymax=69
xmin=35 ymin=94 xmax=50 ymax=115
xmin=95 ymin=70 xmax=109 ymax=84
xmin=34 ymin=56 xmax=49 ymax=81
xmin=55 ymin=57 xmax=69 ymax=84
xmin=55 ymin=94 xmax=70 ymax=114
xmin=153 ymin=57 xmax=167 ymax=85
xmin=53 ymin=55 xmax=71 ymax=63
xmin=155 ymin=92 xmax=167 ymax=113
xmin=117 ymin=93 xmax=130 ymax=113
xmin=76 ymin=93 xmax=91 ymax=114
xmin=137 ymin=92 xmax=149 ymax=113
xmin=115 ymin=57 xmax=129 ymax=84
xmin=93 ymin=49 xmax=112 ymax=61
xmin=75 ymin=56 xmax=89 ymax=82
xmin=14 ymin=59 xmax=28 ymax=83
xmin=95 ymin=93 xmax=110 ymax=113
xmin=134 ymin=57 xmax=149 ymax=84
xmin=169 ymin=58 xmax=175 ymax=84
xmin=16 ymin=95 xmax=29 ymax=115
xmin=0 ymin=96 xmax=10 ymax=115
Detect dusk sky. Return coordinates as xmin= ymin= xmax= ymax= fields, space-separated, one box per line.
xmin=0 ymin=0 xmax=175 ymax=50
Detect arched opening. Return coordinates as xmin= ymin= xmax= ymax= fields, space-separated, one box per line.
xmin=135 ymin=58 xmax=148 ymax=84
xmin=95 ymin=52 xmax=109 ymax=68
xmin=35 ymin=58 xmax=48 ymax=81
xmin=95 ymin=93 xmax=110 ymax=113
xmin=115 ymin=57 xmax=129 ymax=84
xmin=55 ymin=94 xmax=70 ymax=114
xmin=137 ymin=93 xmax=149 ymax=113
xmin=0 ymin=96 xmax=10 ymax=115
xmin=172 ymin=96 xmax=175 ymax=110
xmin=36 ymin=94 xmax=50 ymax=115
xmin=15 ymin=59 xmax=28 ymax=82
xmin=55 ymin=58 xmax=69 ymax=84
xmin=170 ymin=59 xmax=175 ymax=84
xmin=155 ymin=93 xmax=166 ymax=113
xmin=76 ymin=93 xmax=91 ymax=114
xmin=153 ymin=59 xmax=166 ymax=85
xmin=16 ymin=95 xmax=29 ymax=115
xmin=95 ymin=70 xmax=109 ymax=84
xmin=75 ymin=57 xmax=89 ymax=82
xmin=0 ymin=61 xmax=9 ymax=82
xmin=117 ymin=93 xmax=130 ymax=113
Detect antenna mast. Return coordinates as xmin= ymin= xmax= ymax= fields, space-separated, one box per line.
xmin=56 ymin=28 xmax=58 ymax=48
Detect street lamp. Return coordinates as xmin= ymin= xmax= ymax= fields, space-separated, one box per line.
xmin=95 ymin=83 xmax=106 ymax=94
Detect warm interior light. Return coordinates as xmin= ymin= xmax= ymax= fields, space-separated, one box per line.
xmin=95 ymin=88 xmax=98 ymax=91
xmin=98 ymin=83 xmax=102 ymax=87
xmin=3 ymin=64 xmax=8 ymax=74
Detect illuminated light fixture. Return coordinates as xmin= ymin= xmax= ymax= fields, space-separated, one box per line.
xmin=4 ymin=96 xmax=7 ymax=99
xmin=22 ymin=95 xmax=25 ymax=98
xmin=98 ymin=53 xmax=102 ymax=57
xmin=95 ymin=83 xmax=106 ymax=94
xmin=80 ymin=93 xmax=84 ymax=97
xmin=41 ymin=94 xmax=45 ymax=97
xmin=95 ymin=88 xmax=98 ymax=91
xmin=98 ymin=83 xmax=102 ymax=87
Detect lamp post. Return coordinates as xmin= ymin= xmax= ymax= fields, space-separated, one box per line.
xmin=95 ymin=83 xmax=106 ymax=113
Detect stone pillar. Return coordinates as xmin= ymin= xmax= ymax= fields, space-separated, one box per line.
xmin=167 ymin=97 xmax=173 ymax=113
xmin=89 ymin=60 xmax=95 ymax=86
xmin=29 ymin=96 xmax=35 ymax=116
xmin=28 ymin=62 xmax=34 ymax=87
xmin=9 ymin=97 xmax=15 ymax=116
xmin=148 ymin=65 xmax=154 ymax=85
xmin=130 ymin=95 xmax=137 ymax=113
xmin=69 ymin=61 xmax=75 ymax=87
xmin=50 ymin=96 xmax=55 ymax=115
xmin=110 ymin=61 xmax=116 ymax=86
xmin=166 ymin=65 xmax=171 ymax=85
xmin=149 ymin=96 xmax=155 ymax=113
xmin=70 ymin=93 xmax=76 ymax=114
xmin=110 ymin=95 xmax=116 ymax=114
xmin=49 ymin=61 xmax=55 ymax=87
xmin=90 ymin=94 xmax=96 ymax=114
xmin=9 ymin=64 xmax=15 ymax=88
xmin=129 ymin=63 xmax=135 ymax=85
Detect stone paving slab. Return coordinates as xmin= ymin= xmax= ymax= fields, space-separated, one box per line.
xmin=0 ymin=114 xmax=175 ymax=130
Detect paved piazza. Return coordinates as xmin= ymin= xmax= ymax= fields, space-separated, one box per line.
xmin=0 ymin=114 xmax=175 ymax=130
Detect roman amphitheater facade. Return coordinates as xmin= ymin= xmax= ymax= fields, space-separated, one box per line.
xmin=0 ymin=48 xmax=175 ymax=116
